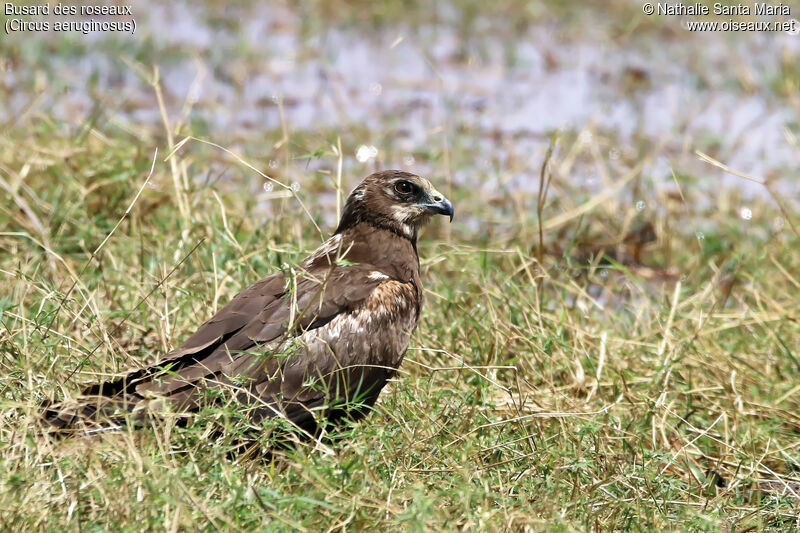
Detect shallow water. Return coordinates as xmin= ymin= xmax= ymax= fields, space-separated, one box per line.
xmin=4 ymin=2 xmax=799 ymax=200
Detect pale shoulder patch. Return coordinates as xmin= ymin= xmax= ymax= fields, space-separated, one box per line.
xmin=364 ymin=279 xmax=417 ymax=313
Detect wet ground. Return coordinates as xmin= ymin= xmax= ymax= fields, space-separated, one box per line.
xmin=3 ymin=2 xmax=799 ymax=205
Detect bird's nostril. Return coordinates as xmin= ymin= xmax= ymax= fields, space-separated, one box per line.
xmin=433 ymin=195 xmax=442 ymax=202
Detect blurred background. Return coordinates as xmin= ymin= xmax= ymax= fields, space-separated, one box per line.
xmin=3 ymin=0 xmax=799 ymax=220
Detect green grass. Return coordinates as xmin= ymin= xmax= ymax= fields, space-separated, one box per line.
xmin=2 ymin=2 xmax=800 ymax=531
xmin=2 ymin=115 xmax=799 ymax=530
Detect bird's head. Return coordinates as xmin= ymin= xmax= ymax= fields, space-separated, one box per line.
xmin=335 ymin=170 xmax=454 ymax=240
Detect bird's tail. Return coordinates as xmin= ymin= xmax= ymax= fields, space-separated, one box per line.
xmin=40 ymin=375 xmax=147 ymax=435
xmin=41 ymin=396 xmax=140 ymax=434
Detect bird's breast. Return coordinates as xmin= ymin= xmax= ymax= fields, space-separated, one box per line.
xmin=315 ymin=279 xmax=419 ymax=368
xmin=246 ymin=278 xmax=421 ymax=402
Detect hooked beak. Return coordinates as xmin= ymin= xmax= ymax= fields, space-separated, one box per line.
xmin=420 ymin=193 xmax=454 ymax=222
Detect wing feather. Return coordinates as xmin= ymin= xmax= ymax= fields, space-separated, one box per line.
xmin=160 ymin=273 xmax=286 ymax=361
xmin=130 ymin=265 xmax=388 ymax=405
xmin=47 ymin=234 xmax=418 ymax=434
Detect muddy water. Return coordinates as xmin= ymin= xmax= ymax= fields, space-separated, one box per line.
xmin=4 ymin=2 xmax=799 ymax=200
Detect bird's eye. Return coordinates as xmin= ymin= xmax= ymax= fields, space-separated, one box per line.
xmin=394 ymin=181 xmax=415 ymax=195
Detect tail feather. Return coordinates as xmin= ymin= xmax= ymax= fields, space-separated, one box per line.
xmin=40 ymin=374 xmax=147 ymax=434
xmin=41 ymin=338 xmax=228 ymax=433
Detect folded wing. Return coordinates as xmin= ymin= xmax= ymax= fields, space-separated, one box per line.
xmin=46 ymin=263 xmax=395 ymax=432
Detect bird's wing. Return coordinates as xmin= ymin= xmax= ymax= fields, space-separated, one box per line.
xmin=157 ymin=272 xmax=287 ymax=362
xmin=47 ymin=265 xmax=394 ymax=431
xmin=129 ymin=264 xmax=390 ymax=401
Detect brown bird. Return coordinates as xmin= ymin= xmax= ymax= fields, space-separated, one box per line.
xmin=45 ymin=170 xmax=453 ymax=440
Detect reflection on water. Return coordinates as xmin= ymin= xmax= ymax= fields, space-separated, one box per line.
xmin=3 ymin=1 xmax=798 ymax=198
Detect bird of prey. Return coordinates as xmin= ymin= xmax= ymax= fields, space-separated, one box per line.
xmin=45 ymin=170 xmax=453 ymax=441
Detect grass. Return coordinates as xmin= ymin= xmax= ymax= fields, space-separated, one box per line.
xmin=2 ymin=1 xmax=800 ymax=531
xmin=3 ymin=118 xmax=799 ymax=530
